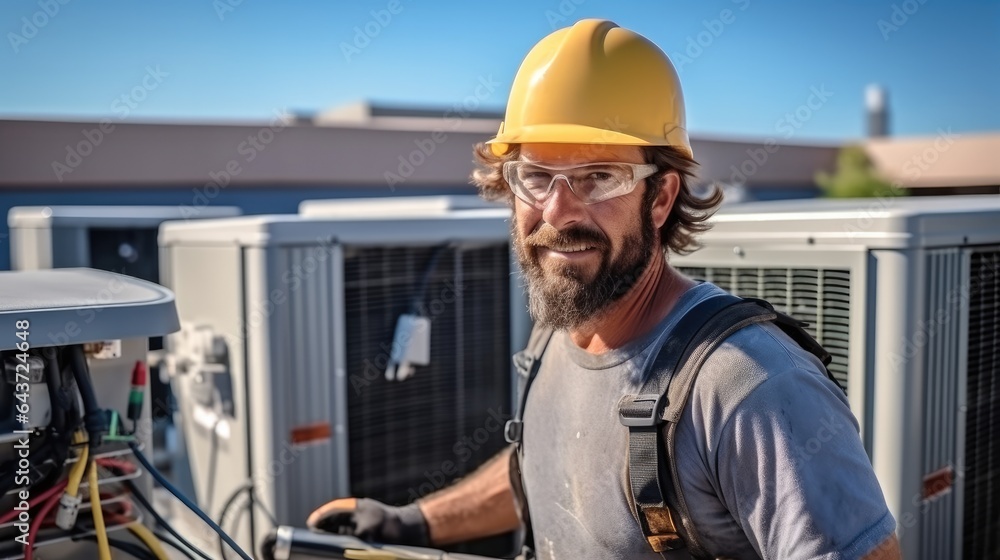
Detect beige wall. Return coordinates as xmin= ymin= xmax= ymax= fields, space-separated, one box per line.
xmin=0 ymin=118 xmax=837 ymax=193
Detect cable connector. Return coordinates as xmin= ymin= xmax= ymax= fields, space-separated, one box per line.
xmin=127 ymin=361 xmax=146 ymax=425
xmin=55 ymin=492 xmax=83 ymax=530
xmin=385 ymin=314 xmax=431 ymax=382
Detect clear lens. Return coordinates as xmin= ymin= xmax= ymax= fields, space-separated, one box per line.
xmin=505 ymin=162 xmax=641 ymax=206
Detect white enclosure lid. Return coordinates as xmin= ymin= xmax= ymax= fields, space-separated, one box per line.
xmin=703 ymin=195 xmax=1000 ymax=248
xmin=299 ymin=195 xmax=504 ymax=217
xmin=159 ymin=210 xmax=513 ymax=247
xmin=0 ymin=268 xmax=180 ymax=350
xmin=8 ymin=205 xmax=242 ymax=229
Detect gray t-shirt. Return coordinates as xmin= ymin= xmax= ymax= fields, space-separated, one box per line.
xmin=520 ymin=282 xmax=896 ymax=559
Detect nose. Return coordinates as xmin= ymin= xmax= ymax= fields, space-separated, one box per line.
xmin=540 ymin=176 xmax=588 ymax=230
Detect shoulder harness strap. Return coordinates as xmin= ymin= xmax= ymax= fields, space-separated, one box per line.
xmin=620 ymin=294 xmax=777 ymax=558
xmin=506 ymin=324 xmax=555 ymax=446
xmin=506 ymin=323 xmax=554 ymax=556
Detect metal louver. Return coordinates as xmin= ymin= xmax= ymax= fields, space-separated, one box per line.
xmin=343 ymin=244 xmax=512 ymax=506
xmin=964 ymin=249 xmax=1000 ymax=560
xmin=677 ymin=266 xmax=852 ymax=392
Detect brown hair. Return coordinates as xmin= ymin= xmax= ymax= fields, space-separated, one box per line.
xmin=470 ymin=143 xmax=723 ymax=255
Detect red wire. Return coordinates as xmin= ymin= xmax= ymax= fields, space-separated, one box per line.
xmin=0 ymin=480 xmax=68 ymax=526
xmin=24 ymin=489 xmax=63 ymax=560
xmin=96 ymin=457 xmax=137 ymax=475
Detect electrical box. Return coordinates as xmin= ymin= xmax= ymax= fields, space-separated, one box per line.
xmin=160 ymin=210 xmax=528 ymax=555
xmin=673 ymin=194 xmax=1000 ymax=560
xmin=0 ymin=268 xmax=180 ymax=558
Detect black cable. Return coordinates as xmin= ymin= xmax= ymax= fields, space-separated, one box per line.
xmin=217 ymin=482 xmax=252 ymax=560
xmin=410 ymin=244 xmax=449 ymax=315
xmin=128 ymin=441 xmax=254 ymax=560
xmin=123 ymin=478 xmax=214 ymax=560
xmin=42 ymin=347 xmax=66 ymax=436
xmin=258 ymin=531 xmax=278 ymax=560
xmin=68 ymin=345 xmax=108 ymax=451
xmin=218 ymin=482 xmax=279 ymax=560
xmin=250 ymin=484 xmax=278 ymax=526
xmin=155 ymin=530 xmax=198 ymax=560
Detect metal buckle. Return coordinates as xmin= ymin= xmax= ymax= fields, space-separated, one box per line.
xmin=512 ymin=351 xmax=534 ymax=377
xmin=505 ymin=419 xmax=523 ymax=443
xmin=618 ymin=393 xmax=667 ymax=427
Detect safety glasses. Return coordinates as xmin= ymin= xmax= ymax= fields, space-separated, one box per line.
xmin=503 ymin=161 xmax=659 ymax=208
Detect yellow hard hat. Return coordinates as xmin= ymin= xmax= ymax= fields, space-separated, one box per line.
xmin=488 ymin=19 xmax=692 ymax=158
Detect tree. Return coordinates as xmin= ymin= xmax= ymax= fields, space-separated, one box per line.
xmin=816 ymin=145 xmax=906 ymax=198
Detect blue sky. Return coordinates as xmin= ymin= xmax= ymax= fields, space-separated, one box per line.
xmin=1 ymin=0 xmax=997 ymax=142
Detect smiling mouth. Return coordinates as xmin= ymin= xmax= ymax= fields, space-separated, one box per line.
xmin=545 ymin=244 xmax=595 ymax=253
xmin=539 ymin=246 xmax=599 ymax=260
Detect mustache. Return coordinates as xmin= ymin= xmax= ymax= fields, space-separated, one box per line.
xmin=523 ymin=224 xmax=609 ymax=250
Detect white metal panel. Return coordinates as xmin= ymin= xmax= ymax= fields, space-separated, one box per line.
xmin=870 ymin=248 xmax=924 ymax=557
xmin=299 ymin=196 xmax=504 ymax=217
xmin=159 ymin=212 xmax=512 ymax=247
xmin=704 ymin=195 xmax=1000 ymax=248
xmin=160 ymin=244 xmax=253 ymax=550
xmin=673 ymin=247 xmax=871 ymax=445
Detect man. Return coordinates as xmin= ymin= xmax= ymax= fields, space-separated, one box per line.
xmin=308 ymin=19 xmax=900 ymax=560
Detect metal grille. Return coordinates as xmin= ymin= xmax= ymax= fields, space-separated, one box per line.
xmin=677 ymin=266 xmax=852 ymax=392
xmin=921 ymin=249 xmax=963 ymax=558
xmin=964 ymin=249 xmax=1000 ymax=560
xmin=343 ymin=244 xmax=512 ymax=506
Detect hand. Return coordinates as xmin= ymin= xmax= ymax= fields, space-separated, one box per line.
xmin=306 ymin=497 xmax=430 ymax=547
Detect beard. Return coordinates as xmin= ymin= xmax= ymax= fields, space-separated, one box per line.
xmin=512 ymin=204 xmax=657 ymax=330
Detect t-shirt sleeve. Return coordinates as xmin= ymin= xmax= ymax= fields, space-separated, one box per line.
xmin=713 ymin=366 xmax=897 ymax=559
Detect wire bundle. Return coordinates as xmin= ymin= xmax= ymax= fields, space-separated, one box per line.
xmin=2 ymin=346 xmax=253 ymax=560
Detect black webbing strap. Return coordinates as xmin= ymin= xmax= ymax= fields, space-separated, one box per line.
xmin=506 ymin=323 xmax=554 ymax=555
xmin=621 ymin=295 xmax=779 ymax=557
xmin=506 ymin=324 xmax=555 ymax=446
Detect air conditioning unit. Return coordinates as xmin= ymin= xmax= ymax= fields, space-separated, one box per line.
xmin=672 ymin=195 xmax=1000 ymax=560
xmin=159 ymin=209 xmax=528 ymax=555
xmin=8 ymin=206 xmax=241 ymax=281
xmin=8 ymin=205 xmax=244 ymax=470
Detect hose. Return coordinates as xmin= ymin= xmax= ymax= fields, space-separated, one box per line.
xmin=88 ymin=459 xmax=112 ymax=560
xmin=128 ymin=522 xmax=171 ymax=560
xmin=129 ymin=441 xmax=254 ymax=560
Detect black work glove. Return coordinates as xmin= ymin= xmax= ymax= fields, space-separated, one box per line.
xmin=306 ymin=497 xmax=430 ymax=547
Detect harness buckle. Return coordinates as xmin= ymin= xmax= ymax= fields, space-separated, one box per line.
xmin=505 ymin=419 xmax=524 ymax=443
xmin=618 ymin=393 xmax=667 ymax=427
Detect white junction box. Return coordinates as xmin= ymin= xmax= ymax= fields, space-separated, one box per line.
xmin=0 ymin=268 xmax=180 ymax=558
xmin=673 ymin=195 xmax=1000 ymax=560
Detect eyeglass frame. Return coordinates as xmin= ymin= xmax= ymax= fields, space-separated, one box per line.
xmin=502 ymin=160 xmax=660 ymax=208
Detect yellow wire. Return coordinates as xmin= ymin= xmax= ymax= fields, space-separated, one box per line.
xmin=88 ymin=459 xmax=112 ymax=560
xmin=66 ymin=435 xmax=89 ymax=497
xmin=127 ymin=523 xmax=170 ymax=560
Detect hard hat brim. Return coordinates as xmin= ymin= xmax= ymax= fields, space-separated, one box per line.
xmin=487 ymin=123 xmax=691 ymax=158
